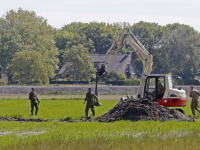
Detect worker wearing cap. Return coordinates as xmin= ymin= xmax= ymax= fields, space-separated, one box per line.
xmin=189 ymin=86 xmax=200 ymax=116
xmin=29 ymin=88 xmax=39 ymax=116
xmin=83 ymin=88 xmax=98 ymax=118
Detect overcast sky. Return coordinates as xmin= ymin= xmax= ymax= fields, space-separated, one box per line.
xmin=0 ymin=0 xmax=200 ymax=31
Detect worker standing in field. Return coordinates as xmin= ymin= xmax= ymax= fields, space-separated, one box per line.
xmin=189 ymin=86 xmax=200 ymax=116
xmin=83 ymin=88 xmax=98 ymax=118
xmin=29 ymin=88 xmax=39 ymax=116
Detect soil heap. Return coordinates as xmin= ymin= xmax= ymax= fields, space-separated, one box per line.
xmin=97 ymin=98 xmax=194 ymax=122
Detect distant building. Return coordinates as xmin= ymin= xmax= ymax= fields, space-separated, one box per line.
xmin=57 ymin=51 xmax=136 ymax=78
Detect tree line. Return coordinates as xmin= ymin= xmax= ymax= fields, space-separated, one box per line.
xmin=0 ymin=8 xmax=200 ymax=84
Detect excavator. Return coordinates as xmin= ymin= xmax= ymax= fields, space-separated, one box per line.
xmin=97 ymin=28 xmax=187 ymax=108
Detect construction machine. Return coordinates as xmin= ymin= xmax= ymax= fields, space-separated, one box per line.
xmin=97 ymin=28 xmax=187 ymax=107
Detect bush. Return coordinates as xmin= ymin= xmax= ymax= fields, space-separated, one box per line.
xmin=50 ymin=80 xmax=89 ymax=84
xmin=173 ymin=79 xmax=200 ymax=85
xmin=107 ymin=79 xmax=140 ymax=86
xmin=106 ymin=71 xmax=119 ymax=81
xmin=0 ymin=79 xmax=7 ymax=86
xmin=118 ymin=73 xmax=127 ymax=81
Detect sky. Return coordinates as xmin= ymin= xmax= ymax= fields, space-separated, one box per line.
xmin=0 ymin=0 xmax=200 ymax=31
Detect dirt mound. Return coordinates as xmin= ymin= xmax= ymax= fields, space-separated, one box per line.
xmin=97 ymin=98 xmax=194 ymax=122
xmin=0 ymin=116 xmax=48 ymax=122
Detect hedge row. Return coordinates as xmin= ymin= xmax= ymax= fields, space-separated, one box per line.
xmin=173 ymin=79 xmax=200 ymax=85
xmin=107 ymin=79 xmax=140 ymax=86
xmin=50 ymin=79 xmax=200 ymax=86
xmin=50 ymin=80 xmax=89 ymax=84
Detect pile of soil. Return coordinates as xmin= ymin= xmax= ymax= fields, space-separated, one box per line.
xmin=0 ymin=116 xmax=48 ymax=122
xmin=97 ymin=98 xmax=194 ymax=122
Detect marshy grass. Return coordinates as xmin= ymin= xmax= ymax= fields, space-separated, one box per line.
xmin=1 ymin=120 xmax=200 ymax=150
xmin=0 ymin=96 xmax=199 ymax=150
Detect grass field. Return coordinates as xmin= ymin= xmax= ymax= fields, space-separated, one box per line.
xmin=0 ymin=99 xmax=118 ymax=120
xmin=0 ymin=98 xmax=200 ymax=150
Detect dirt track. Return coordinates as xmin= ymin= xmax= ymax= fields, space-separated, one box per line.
xmin=0 ymin=116 xmax=48 ymax=122
xmin=0 ymin=116 xmax=93 ymax=123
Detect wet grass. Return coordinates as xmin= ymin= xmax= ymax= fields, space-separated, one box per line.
xmin=0 ymin=99 xmax=118 ymax=120
xmin=1 ymin=120 xmax=200 ymax=149
xmin=0 ymin=98 xmax=199 ymax=150
xmin=0 ymin=97 xmax=195 ymax=120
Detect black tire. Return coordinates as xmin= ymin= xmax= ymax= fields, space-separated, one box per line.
xmin=175 ymin=108 xmax=185 ymax=115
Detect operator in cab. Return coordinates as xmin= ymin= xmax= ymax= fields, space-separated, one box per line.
xmin=189 ymin=86 xmax=200 ymax=116
xmin=158 ymin=80 xmax=164 ymax=94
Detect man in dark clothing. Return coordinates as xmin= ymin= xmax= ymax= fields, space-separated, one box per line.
xmin=84 ymin=88 xmax=98 ymax=118
xmin=29 ymin=88 xmax=39 ymax=116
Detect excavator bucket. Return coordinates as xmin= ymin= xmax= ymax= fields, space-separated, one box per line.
xmin=97 ymin=65 xmax=108 ymax=80
xmin=119 ymin=96 xmax=134 ymax=104
xmin=94 ymin=102 xmax=102 ymax=106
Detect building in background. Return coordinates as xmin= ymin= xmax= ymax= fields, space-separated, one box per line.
xmin=90 ymin=51 xmax=136 ymax=78
xmin=57 ymin=51 xmax=136 ymax=79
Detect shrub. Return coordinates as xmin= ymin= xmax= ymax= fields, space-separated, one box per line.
xmin=173 ymin=79 xmax=200 ymax=85
xmin=118 ymin=73 xmax=127 ymax=81
xmin=107 ymin=79 xmax=140 ymax=86
xmin=0 ymin=79 xmax=7 ymax=86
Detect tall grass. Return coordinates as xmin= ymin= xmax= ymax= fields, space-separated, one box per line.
xmin=1 ymin=120 xmax=200 ymax=149
xmin=4 ymin=134 xmax=200 ymax=150
xmin=0 ymin=98 xmax=199 ymax=150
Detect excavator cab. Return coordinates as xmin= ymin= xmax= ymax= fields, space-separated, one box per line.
xmin=143 ymin=74 xmax=187 ymax=107
xmin=144 ymin=76 xmax=165 ymax=101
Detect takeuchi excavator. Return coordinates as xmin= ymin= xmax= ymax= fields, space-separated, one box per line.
xmin=97 ymin=28 xmax=187 ymax=108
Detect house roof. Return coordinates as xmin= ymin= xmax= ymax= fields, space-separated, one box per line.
xmin=58 ymin=52 xmax=134 ymax=75
xmin=106 ymin=54 xmax=132 ymax=73
xmin=89 ymin=54 xmax=108 ymax=63
xmin=90 ymin=53 xmax=133 ymax=73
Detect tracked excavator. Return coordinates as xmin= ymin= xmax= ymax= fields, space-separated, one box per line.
xmin=97 ymin=28 xmax=187 ymax=108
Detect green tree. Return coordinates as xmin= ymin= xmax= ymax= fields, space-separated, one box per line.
xmin=128 ymin=21 xmax=166 ymax=74
xmin=161 ymin=24 xmax=200 ymax=79
xmin=0 ymin=8 xmax=58 ymax=75
xmin=63 ymin=44 xmax=95 ymax=83
xmin=55 ymin=30 xmax=95 ymax=69
xmin=106 ymin=71 xmax=119 ymax=81
xmin=8 ymin=50 xmax=52 ymax=84
xmin=106 ymin=71 xmax=127 ymax=81
xmin=118 ymin=73 xmax=127 ymax=81
xmin=81 ymin=22 xmax=124 ymax=54
xmin=61 ymin=22 xmax=129 ymax=54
